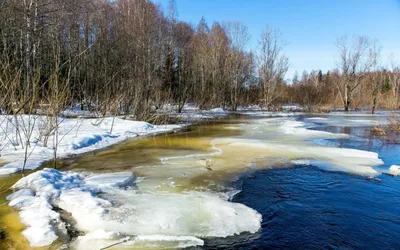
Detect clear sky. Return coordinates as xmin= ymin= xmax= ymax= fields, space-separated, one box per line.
xmin=154 ymin=0 xmax=400 ymax=79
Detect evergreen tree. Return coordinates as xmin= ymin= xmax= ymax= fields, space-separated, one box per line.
xmin=318 ymin=70 xmax=323 ymax=83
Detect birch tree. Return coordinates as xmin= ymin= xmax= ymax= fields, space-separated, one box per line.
xmin=335 ymin=36 xmax=372 ymax=111
xmin=258 ymin=26 xmax=289 ymax=110
xmin=224 ymin=21 xmax=253 ymax=110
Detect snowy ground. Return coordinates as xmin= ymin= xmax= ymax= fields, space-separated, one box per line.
xmin=238 ymin=111 xmax=304 ymax=117
xmin=166 ymin=105 xmax=229 ymax=121
xmin=0 ymin=115 xmax=183 ymax=175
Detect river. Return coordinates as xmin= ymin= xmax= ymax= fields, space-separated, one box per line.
xmin=1 ymin=112 xmax=400 ymax=249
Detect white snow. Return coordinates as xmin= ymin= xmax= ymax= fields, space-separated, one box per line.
xmin=84 ymin=172 xmax=136 ymax=189
xmin=278 ymin=119 xmax=348 ymax=137
xmin=389 ymin=165 xmax=400 ymax=176
xmin=209 ymin=107 xmax=226 ymax=113
xmin=161 ymin=104 xmax=228 ymax=120
xmin=0 ymin=116 xmax=182 ymax=175
xmin=236 ymin=104 xmax=302 ymax=112
xmin=236 ymin=105 xmax=262 ymax=111
xmin=175 ymin=112 xmax=215 ymax=120
xmin=282 ymin=104 xmax=302 ymax=111
xmin=73 ymin=232 xmax=204 ymax=250
xmin=173 ymin=107 xmax=228 ymax=121
xmin=304 ymin=115 xmax=386 ymax=127
xmin=8 ymin=168 xmax=262 ymax=249
xmin=7 ymin=168 xmax=83 ymax=246
xmin=61 ymin=104 xmax=96 ymax=118
xmin=239 ymin=111 xmax=302 ymax=117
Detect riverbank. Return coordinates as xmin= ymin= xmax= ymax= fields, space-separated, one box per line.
xmin=0 ymin=116 xmax=184 ymax=175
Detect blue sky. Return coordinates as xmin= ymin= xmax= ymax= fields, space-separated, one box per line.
xmin=154 ymin=0 xmax=400 ymax=79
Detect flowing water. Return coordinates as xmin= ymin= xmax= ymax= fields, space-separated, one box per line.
xmin=1 ymin=113 xmax=400 ymax=249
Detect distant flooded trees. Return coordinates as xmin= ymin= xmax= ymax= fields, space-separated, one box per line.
xmin=0 ymin=0 xmax=399 ymax=118
xmin=286 ymin=36 xmax=400 ymax=113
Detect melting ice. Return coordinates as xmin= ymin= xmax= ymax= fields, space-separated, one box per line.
xmin=8 ymin=168 xmax=262 ymax=249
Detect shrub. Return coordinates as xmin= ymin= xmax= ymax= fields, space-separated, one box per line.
xmin=388 ymin=113 xmax=400 ymax=134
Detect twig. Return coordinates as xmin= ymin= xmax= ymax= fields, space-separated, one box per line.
xmin=100 ymin=237 xmax=131 ymax=250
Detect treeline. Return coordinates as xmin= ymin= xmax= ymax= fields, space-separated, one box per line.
xmin=286 ymin=37 xmax=400 ymax=113
xmin=0 ymin=0 xmax=399 ymax=120
xmin=287 ymin=68 xmax=400 ymax=113
xmin=0 ymin=0 xmax=289 ymax=119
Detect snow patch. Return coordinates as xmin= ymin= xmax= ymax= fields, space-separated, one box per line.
xmin=209 ymin=107 xmax=226 ymax=113
xmin=389 ymin=165 xmax=400 ymax=176
xmin=240 ymin=111 xmax=302 ymax=117
xmin=279 ymin=119 xmax=348 ymax=137
xmin=84 ymin=172 xmax=136 ymax=189
xmin=237 ymin=105 xmax=262 ymax=111
xmin=0 ymin=116 xmax=182 ymax=175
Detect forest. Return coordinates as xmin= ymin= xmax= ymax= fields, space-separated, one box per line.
xmin=0 ymin=0 xmax=399 ymax=122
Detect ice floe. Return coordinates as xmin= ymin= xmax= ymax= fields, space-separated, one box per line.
xmin=212 ymin=137 xmax=383 ymax=176
xmin=304 ymin=114 xmax=388 ymax=127
xmin=389 ymin=165 xmax=400 ymax=176
xmin=7 ymin=168 xmax=262 ymax=249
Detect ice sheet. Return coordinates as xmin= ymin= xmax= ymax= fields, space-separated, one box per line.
xmin=8 ymin=168 xmax=262 ymax=249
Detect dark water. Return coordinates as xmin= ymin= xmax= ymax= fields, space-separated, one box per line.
xmin=203 ymin=123 xmax=400 ymax=250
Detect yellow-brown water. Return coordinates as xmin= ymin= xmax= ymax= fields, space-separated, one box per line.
xmin=0 ymin=174 xmax=32 ymax=250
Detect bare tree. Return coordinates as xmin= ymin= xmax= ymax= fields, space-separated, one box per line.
xmin=366 ymin=40 xmax=385 ymax=114
xmin=388 ymin=54 xmax=400 ymax=109
xmin=257 ymin=26 xmax=289 ymax=110
xmin=223 ymin=21 xmax=253 ymax=110
xmin=335 ymin=36 xmax=372 ymax=111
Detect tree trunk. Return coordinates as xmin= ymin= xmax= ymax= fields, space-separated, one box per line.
xmin=372 ymin=97 xmax=377 ymax=114
xmin=344 ymin=100 xmax=350 ymax=112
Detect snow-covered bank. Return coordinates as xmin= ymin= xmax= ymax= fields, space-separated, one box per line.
xmin=171 ymin=107 xmax=228 ymax=121
xmin=7 ymin=168 xmax=262 ymax=249
xmin=0 ymin=116 xmax=182 ymax=175
xmin=238 ymin=111 xmax=303 ymax=117
xmin=162 ymin=103 xmax=228 ymax=119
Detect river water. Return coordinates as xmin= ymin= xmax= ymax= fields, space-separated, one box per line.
xmin=1 ymin=112 xmax=400 ymax=249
